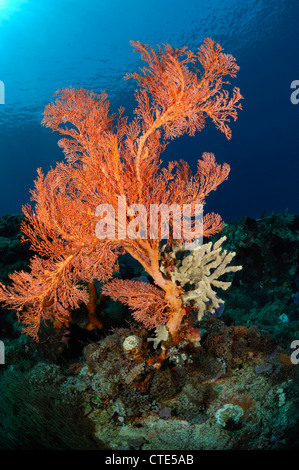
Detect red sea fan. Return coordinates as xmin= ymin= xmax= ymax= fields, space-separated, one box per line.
xmin=102 ymin=279 xmax=170 ymax=329
xmin=0 ymin=38 xmax=242 ymax=340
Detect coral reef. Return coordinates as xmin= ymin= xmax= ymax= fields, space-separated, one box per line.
xmin=213 ymin=213 xmax=299 ymax=346
xmin=0 ymin=214 xmax=30 ymax=284
xmin=0 ymin=29 xmax=298 ymax=448
xmin=0 ymin=212 xmax=298 ymax=450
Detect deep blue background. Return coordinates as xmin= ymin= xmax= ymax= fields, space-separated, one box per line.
xmin=0 ymin=0 xmax=298 ymax=222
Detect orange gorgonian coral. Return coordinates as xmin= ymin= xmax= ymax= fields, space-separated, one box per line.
xmin=0 ymin=38 xmax=242 ymax=340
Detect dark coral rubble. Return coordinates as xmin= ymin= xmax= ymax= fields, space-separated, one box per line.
xmin=0 ymin=214 xmax=31 ymax=284
xmin=213 ymin=212 xmax=299 ymax=346
xmin=0 ymin=212 xmax=298 ymax=450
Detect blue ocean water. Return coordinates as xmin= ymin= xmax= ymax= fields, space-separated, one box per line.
xmin=0 ymin=0 xmax=298 ymax=221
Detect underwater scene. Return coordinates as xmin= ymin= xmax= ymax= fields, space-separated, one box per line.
xmin=0 ymin=0 xmax=299 ymax=454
